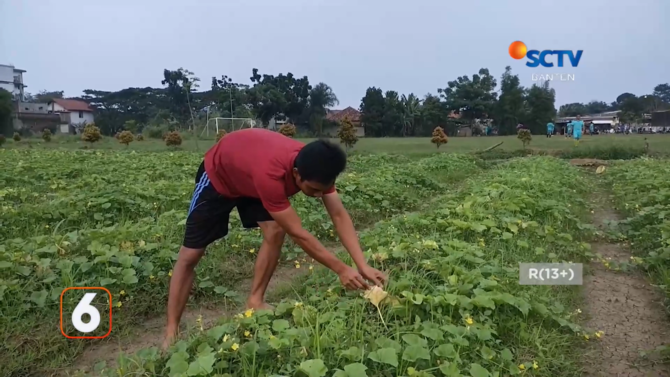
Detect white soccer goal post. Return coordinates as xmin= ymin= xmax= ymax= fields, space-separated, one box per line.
xmin=201 ymin=117 xmax=257 ymax=137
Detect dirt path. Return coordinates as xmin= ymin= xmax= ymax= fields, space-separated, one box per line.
xmin=583 ymin=201 xmax=670 ymax=376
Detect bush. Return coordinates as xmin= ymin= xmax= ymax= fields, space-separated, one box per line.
xmin=337 ymin=117 xmax=358 ymax=151
xmin=12 ymin=132 xmax=21 ymax=142
xmin=118 ymin=130 xmax=134 ymax=146
xmin=278 ymin=123 xmax=297 ymax=138
xmin=42 ymin=128 xmax=52 ymax=142
xmin=0 ymin=134 xmax=5 ymax=147
xmin=165 ymin=131 xmax=182 ymax=147
xmin=431 ymin=126 xmax=448 ymax=148
xmin=114 ymin=132 xmax=121 ymax=140
xmin=81 ymin=124 xmax=102 ymax=143
xmin=216 ymin=129 xmax=227 ymax=142
xmin=517 ymin=129 xmax=532 ymax=148
xmin=136 ymin=134 xmax=144 ymax=141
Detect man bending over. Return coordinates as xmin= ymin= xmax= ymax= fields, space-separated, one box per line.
xmin=163 ymin=128 xmax=387 ymax=349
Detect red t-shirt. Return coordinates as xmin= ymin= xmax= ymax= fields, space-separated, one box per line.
xmin=204 ymin=128 xmax=334 ymax=213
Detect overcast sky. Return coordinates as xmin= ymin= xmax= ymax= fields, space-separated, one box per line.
xmin=2 ymin=0 xmax=668 ymax=108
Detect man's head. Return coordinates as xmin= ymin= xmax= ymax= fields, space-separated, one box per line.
xmin=576 ymin=115 xmax=582 ymax=120
xmin=293 ymin=140 xmax=346 ymax=197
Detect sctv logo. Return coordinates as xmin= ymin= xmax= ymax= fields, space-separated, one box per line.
xmin=509 ymin=41 xmax=583 ymax=68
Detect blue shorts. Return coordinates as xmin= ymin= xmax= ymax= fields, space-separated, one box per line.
xmin=574 ymin=132 xmax=582 ymax=140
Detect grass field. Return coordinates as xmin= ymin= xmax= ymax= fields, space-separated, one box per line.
xmin=4 ymin=133 xmax=670 ymax=155
xmin=1 ymin=139 xmax=669 ymax=376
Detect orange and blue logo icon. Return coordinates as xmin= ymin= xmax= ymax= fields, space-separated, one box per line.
xmin=509 ymin=41 xmax=583 ymax=68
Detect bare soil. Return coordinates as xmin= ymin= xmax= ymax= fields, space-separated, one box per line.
xmin=583 ymin=204 xmax=670 ymax=376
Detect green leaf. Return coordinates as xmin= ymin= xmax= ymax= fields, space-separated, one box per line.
xmin=240 ymin=341 xmax=259 ymax=357
xmin=402 ymin=345 xmax=431 ymax=362
xmin=472 ymin=224 xmax=487 ymax=232
xmin=206 ymin=325 xmax=230 ymax=341
xmin=402 ymin=334 xmax=428 ymax=347
xmin=198 ymin=281 xmax=214 ymax=288
xmin=502 ymin=232 xmax=513 ymax=240
xmin=420 ymin=327 xmax=444 ymax=341
xmin=16 ymin=266 xmax=31 ymax=276
xmin=434 ymin=344 xmax=458 ymax=359
xmin=508 ymin=224 xmax=519 ymax=233
xmin=343 ymin=363 xmax=368 ymax=377
xmin=186 ymin=352 xmax=215 ymax=376
xmin=368 ymin=347 xmax=398 ymax=367
xmin=339 ymin=346 xmax=362 ymax=361
xmin=480 ymin=345 xmax=496 ymax=360
xmin=298 ymin=359 xmax=328 ymax=377
xmin=166 ymin=352 xmax=189 ymax=377
xmin=30 ymin=290 xmax=48 ymax=307
xmin=122 ymin=274 xmax=138 ymax=285
xmin=272 ymin=319 xmax=290 ymax=332
xmin=374 ymin=337 xmax=401 ymax=352
xmin=268 ymin=337 xmax=289 ymax=350
xmin=0 ymin=261 xmax=13 ymax=268
xmin=439 ymin=362 xmax=461 ymax=377
xmin=100 ymin=277 xmax=117 ymax=286
xmin=213 ymin=286 xmax=227 ymax=294
xmin=500 ymin=348 xmax=513 ymax=361
xmin=469 ymin=363 xmax=491 ymax=377
xmin=471 ymin=295 xmax=495 ymax=309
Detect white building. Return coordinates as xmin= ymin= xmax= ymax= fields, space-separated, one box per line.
xmin=0 ymin=64 xmax=27 ymax=100
xmin=47 ymin=98 xmax=95 ymax=133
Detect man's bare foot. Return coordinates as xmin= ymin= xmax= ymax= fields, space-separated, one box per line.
xmin=161 ymin=328 xmax=178 ymax=351
xmin=246 ymin=300 xmax=275 ymax=311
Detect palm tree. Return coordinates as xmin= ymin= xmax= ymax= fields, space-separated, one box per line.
xmin=401 ymin=93 xmax=421 ymax=136
xmin=308 ymin=83 xmax=339 ymax=136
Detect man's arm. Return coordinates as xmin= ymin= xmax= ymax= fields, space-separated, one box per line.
xmin=322 ymin=192 xmax=387 ymax=286
xmin=269 ymin=205 xmax=370 ymax=290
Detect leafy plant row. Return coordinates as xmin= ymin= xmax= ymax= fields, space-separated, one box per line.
xmin=97 ymin=157 xmax=595 ymax=377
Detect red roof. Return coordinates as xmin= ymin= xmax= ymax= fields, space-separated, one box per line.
xmin=51 ymin=98 xmax=93 ymax=112
xmin=326 ymin=107 xmax=361 ymax=122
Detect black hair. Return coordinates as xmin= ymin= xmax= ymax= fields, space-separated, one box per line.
xmin=295 ymin=139 xmax=346 ymax=185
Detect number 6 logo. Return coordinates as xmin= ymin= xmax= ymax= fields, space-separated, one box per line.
xmin=60 ymin=287 xmax=112 ymax=339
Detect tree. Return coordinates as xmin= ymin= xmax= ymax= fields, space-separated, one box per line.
xmin=278 ymin=123 xmax=297 ymax=138
xmin=618 ymin=96 xmax=644 ymax=124
xmin=584 ymin=100 xmax=609 ymax=115
xmin=210 ymin=75 xmax=250 ymax=119
xmin=524 ymin=81 xmax=556 ymax=134
xmin=162 ymin=68 xmax=200 ymax=129
xmin=247 ymin=69 xmax=311 ymax=125
xmin=81 ymin=124 xmax=102 ymax=144
xmin=418 ymin=94 xmax=449 ymax=136
xmin=337 ymin=117 xmax=358 ymax=152
xmin=494 ymin=66 xmax=526 ymax=135
xmin=439 ymin=68 xmax=498 ymax=126
xmin=382 ymin=90 xmax=404 ymax=137
xmin=118 ymin=130 xmax=134 ymax=146
xmin=34 ymin=90 xmax=64 ymax=103
xmin=558 ymin=103 xmax=588 ymax=117
xmin=42 ymin=128 xmax=52 ymax=142
xmin=653 ymin=83 xmax=670 ymax=104
xmin=0 ymin=88 xmax=13 ymax=136
xmin=165 ymin=131 xmax=183 ymax=147
xmin=431 ymin=127 xmax=448 ymax=148
xmin=517 ymin=129 xmax=532 ymax=149
xmin=307 ymin=83 xmax=338 ymax=136
xmin=616 ymin=92 xmax=636 ymax=105
xmin=360 ymin=87 xmax=386 ymax=137
xmin=400 ymin=93 xmax=421 ymax=136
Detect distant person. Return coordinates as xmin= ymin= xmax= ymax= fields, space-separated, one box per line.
xmin=571 ymin=115 xmax=584 ymax=145
xmin=567 ymin=121 xmax=573 ymax=138
xmin=589 ymin=122 xmax=595 ymax=135
xmin=546 ymin=121 xmax=554 ymax=138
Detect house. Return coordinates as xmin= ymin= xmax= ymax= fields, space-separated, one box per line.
xmin=48 ymin=98 xmax=95 ymax=133
xmin=0 ymin=64 xmax=27 ymax=100
xmin=325 ymin=107 xmax=365 ymax=137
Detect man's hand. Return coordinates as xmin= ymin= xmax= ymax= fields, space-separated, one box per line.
xmin=338 ymin=266 xmax=370 ymax=290
xmin=358 ymin=265 xmax=388 ymax=287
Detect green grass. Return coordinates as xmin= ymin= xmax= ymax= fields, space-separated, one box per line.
xmin=5 ymin=133 xmax=670 ymax=156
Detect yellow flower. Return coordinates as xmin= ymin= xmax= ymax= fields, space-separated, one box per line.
xmin=595 ymin=330 xmax=604 ymax=338
xmin=120 ymin=290 xmax=126 ymax=296
xmin=584 ymin=334 xmax=590 ymax=340
xmin=464 ymin=316 xmax=474 ymax=326
xmin=295 ymin=263 xmax=301 ymax=269
xmin=244 ymin=330 xmax=251 ymax=337
xmin=116 ymin=301 xmax=122 ymax=308
xmin=223 ymin=334 xmax=230 ymax=342
xmin=244 ymin=309 xmax=254 ymax=318
xmin=249 ymin=248 xmax=255 ymax=254
xmin=533 ymin=361 xmax=539 ymax=369
xmin=231 ymin=343 xmax=239 ymax=351
xmin=519 ymin=364 xmax=525 ymax=370
xmin=309 ymin=265 xmax=314 ymax=271
xmin=269 ymin=335 xmax=276 ymax=339
xmin=168 ymin=270 xmax=173 ymax=277
xmin=150 ymin=275 xmax=155 ymax=280
xmin=294 ymin=301 xmax=303 ymax=308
